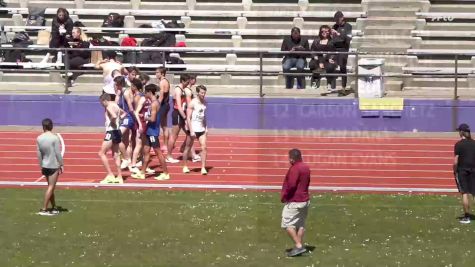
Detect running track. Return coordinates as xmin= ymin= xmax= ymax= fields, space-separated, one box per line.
xmin=0 ymin=131 xmax=459 ymax=193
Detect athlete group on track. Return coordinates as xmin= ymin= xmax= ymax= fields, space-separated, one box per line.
xmin=97 ymin=52 xmax=208 ymax=184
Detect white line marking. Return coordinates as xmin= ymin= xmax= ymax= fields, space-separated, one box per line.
xmin=0 ymin=140 xmax=454 ymax=147
xmin=0 ymin=163 xmax=453 ymax=173
xmin=0 ymin=154 xmax=454 ymax=160
xmin=0 ymin=132 xmax=457 ymax=140
xmin=0 ymin=181 xmax=459 ymax=193
xmin=0 ymin=142 xmax=453 ymax=153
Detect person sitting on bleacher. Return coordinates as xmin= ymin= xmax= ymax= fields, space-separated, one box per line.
xmin=332 ymin=11 xmax=352 ymax=90
xmin=64 ymin=27 xmax=91 ymax=88
xmin=309 ymin=25 xmax=337 ymax=93
xmin=49 ymin=8 xmax=74 ymax=63
xmin=281 ymin=27 xmax=309 ymax=89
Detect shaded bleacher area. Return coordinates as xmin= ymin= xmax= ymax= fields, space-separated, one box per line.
xmin=1 ymin=0 xmax=475 ymax=98
xmin=0 ymin=0 xmax=366 ymax=97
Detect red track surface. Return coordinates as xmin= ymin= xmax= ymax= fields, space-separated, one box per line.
xmin=0 ymin=131 xmax=458 ymax=192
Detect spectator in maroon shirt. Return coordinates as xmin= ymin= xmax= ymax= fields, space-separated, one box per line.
xmin=281 ymin=148 xmax=310 ymax=257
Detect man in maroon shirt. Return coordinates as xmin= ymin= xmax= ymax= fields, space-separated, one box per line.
xmin=281 ymin=148 xmax=311 ymax=257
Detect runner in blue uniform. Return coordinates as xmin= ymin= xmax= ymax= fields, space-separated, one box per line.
xmin=131 ymin=84 xmax=170 ymax=181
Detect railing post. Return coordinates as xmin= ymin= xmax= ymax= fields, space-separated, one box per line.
xmin=63 ymin=48 xmax=70 ymax=94
xmin=354 ymin=52 xmax=359 ymax=98
xmin=454 ymin=54 xmax=458 ymax=100
xmin=259 ymin=52 xmax=263 ymax=97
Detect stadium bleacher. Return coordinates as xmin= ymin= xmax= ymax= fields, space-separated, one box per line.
xmin=0 ymin=0 xmax=474 ymax=98
xmin=0 ymin=0 xmax=368 ymax=97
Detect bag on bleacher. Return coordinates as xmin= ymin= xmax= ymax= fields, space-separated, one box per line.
xmin=102 ymin=13 xmax=124 ymax=28
xmin=121 ymin=37 xmax=137 ymax=63
xmin=3 ymin=32 xmax=32 ymax=63
xmin=25 ymin=7 xmax=46 ymax=28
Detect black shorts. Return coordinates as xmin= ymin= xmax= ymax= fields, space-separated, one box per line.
xmin=455 ymin=168 xmax=475 ymax=194
xmin=104 ymin=130 xmax=122 ymax=144
xmin=42 ymin=168 xmax=58 ymax=177
xmin=172 ymin=109 xmax=185 ymax=127
xmin=145 ymin=135 xmax=160 ymax=148
xmin=195 ymin=131 xmax=205 ymax=139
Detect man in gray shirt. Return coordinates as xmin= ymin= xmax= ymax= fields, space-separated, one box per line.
xmin=36 ymin=118 xmax=64 ymax=216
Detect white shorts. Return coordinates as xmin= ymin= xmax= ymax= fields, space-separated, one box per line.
xmin=281 ymin=201 xmax=310 ymax=229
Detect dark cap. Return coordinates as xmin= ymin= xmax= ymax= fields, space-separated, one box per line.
xmin=457 ymin=123 xmax=470 ymax=132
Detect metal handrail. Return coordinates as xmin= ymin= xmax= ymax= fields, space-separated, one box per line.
xmin=0 ymin=46 xmax=469 ymax=99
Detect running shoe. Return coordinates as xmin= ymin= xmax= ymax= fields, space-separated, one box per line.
xmin=100 ymin=175 xmax=116 ymax=184
xmin=136 ymin=161 xmax=143 ymax=167
xmin=460 ymin=216 xmax=471 ymax=224
xmin=131 ymin=172 xmax=145 ymax=180
xmin=192 ymin=155 xmax=201 ymax=162
xmin=166 ymin=157 xmax=180 ymax=164
xmin=37 ymin=209 xmax=56 ymax=216
xmin=115 ymin=176 xmax=124 ymax=184
xmin=155 ymin=173 xmax=170 ymax=181
xmin=121 ymin=159 xmax=131 ymax=170
xmin=183 ymin=166 xmax=190 ymax=173
xmin=146 ymin=168 xmax=155 ymax=174
xmin=201 ymin=168 xmax=208 ymax=175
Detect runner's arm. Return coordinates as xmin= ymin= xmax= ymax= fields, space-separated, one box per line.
xmin=148 ymin=102 xmax=158 ymax=123
xmin=175 ymin=87 xmax=186 ymax=119
xmin=134 ymin=97 xmax=145 ymax=130
xmin=453 ymin=155 xmax=458 ymax=174
xmin=186 ymin=100 xmax=194 ymax=134
xmin=125 ymin=90 xmax=135 ymax=113
xmin=36 ymin=139 xmax=42 ymax=167
xmin=107 ymin=105 xmax=119 ymax=128
xmin=54 ymin=136 xmax=64 ymax=167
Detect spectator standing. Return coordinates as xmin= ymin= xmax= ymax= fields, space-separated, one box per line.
xmin=281 ymin=27 xmax=309 ymax=89
xmin=49 ymin=8 xmax=74 ymax=63
xmin=332 ymin=11 xmax=352 ymax=90
xmin=309 ymin=25 xmax=337 ymax=93
xmin=281 ymin=149 xmax=311 ymax=257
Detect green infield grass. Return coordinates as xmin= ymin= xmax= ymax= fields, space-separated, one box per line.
xmin=1 ymin=188 xmax=475 ymax=267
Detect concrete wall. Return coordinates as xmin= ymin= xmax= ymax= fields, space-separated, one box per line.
xmin=1 ymin=95 xmax=474 ymax=132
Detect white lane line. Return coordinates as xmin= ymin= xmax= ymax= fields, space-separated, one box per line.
xmin=0 ymin=163 xmax=453 ymax=173
xmin=0 ymin=181 xmax=458 ymax=193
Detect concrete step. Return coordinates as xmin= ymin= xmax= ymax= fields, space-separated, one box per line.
xmin=139 ymin=2 xmax=188 ymax=10
xmin=425 ymin=23 xmax=475 ymax=31
xmin=359 ymin=43 xmax=412 ymax=53
xmin=359 ymin=17 xmax=419 ymax=27
xmin=250 ymin=3 xmax=361 ymax=12
xmin=364 ymin=0 xmax=429 ymax=10
xmin=364 ymin=25 xmax=415 ymax=35
xmin=358 ymin=36 xmax=416 ymax=46
xmin=430 ymin=4 xmax=475 ymax=13
xmin=416 ymin=59 xmax=472 ymax=68
xmin=353 ymin=79 xmax=403 ymax=91
xmin=394 ymin=87 xmax=475 ymax=99
xmin=0 ymin=82 xmax=356 ymax=98
xmin=367 ymin=7 xmax=419 ymax=17
xmin=419 ymin=40 xmax=475 ymax=50
xmin=404 ymin=77 xmax=468 ymax=87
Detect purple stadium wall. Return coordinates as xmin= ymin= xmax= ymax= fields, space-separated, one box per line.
xmin=1 ymin=95 xmax=474 ymax=132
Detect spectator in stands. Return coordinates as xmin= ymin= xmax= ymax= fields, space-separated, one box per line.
xmin=309 ymin=25 xmax=337 ymax=93
xmin=64 ymin=27 xmax=91 ymax=88
xmin=49 ymin=8 xmax=74 ymax=63
xmin=332 ymin=11 xmax=352 ymax=90
xmin=281 ymin=27 xmax=309 ymax=89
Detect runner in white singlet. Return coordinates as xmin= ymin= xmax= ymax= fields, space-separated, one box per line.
xmin=183 ymin=85 xmax=208 ymax=175
xmin=99 ymin=93 xmax=126 ymax=184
